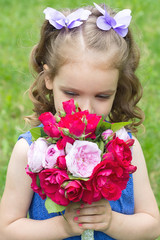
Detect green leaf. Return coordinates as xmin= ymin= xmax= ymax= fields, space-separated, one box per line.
xmin=98 ymin=140 xmax=105 ymax=153
xmin=45 ymin=197 xmax=66 ymax=213
xmin=100 ymin=121 xmax=111 ymax=131
xmin=111 ymin=122 xmax=131 ymax=132
xmin=68 ymin=174 xmax=89 ymax=181
xmin=95 ymin=115 xmax=104 ymax=135
xmin=30 ymin=127 xmax=43 ymax=141
xmin=95 ymin=117 xmax=112 ymax=135
xmin=40 ymin=128 xmax=47 ymax=137
xmin=36 ymin=175 xmax=40 ymax=188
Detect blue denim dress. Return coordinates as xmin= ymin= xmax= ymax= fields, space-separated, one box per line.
xmin=18 ymin=130 xmax=134 ymax=240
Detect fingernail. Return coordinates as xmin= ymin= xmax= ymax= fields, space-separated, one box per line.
xmin=77 ymin=209 xmax=80 ymax=214
xmin=74 ymin=217 xmax=79 ymax=222
xmin=80 ymin=204 xmax=84 ymax=208
xmin=79 ymin=223 xmax=83 ymax=227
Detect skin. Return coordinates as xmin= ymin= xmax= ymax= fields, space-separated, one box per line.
xmin=45 ymin=59 xmax=119 ymax=117
xmin=0 ymin=54 xmax=159 ymax=240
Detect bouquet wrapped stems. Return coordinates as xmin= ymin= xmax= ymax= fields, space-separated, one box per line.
xmin=82 ymin=229 xmax=94 ymax=240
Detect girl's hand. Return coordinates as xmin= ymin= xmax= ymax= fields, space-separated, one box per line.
xmin=63 ymin=202 xmax=85 ymax=237
xmin=76 ymin=199 xmax=112 ymax=232
xmin=64 ymin=199 xmax=112 ymax=235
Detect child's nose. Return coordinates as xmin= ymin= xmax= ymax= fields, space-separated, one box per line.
xmin=80 ymin=100 xmax=94 ymax=114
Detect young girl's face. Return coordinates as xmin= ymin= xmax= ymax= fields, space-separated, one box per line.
xmin=45 ymin=57 xmax=119 ymax=118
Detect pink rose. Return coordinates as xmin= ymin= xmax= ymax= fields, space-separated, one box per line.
xmin=65 ymin=140 xmax=102 ymax=178
xmin=102 ymin=129 xmax=113 ymax=141
xmin=115 ymin=127 xmax=130 ymax=141
xmin=28 ymin=138 xmax=48 ymax=173
xmin=43 ymin=144 xmax=65 ymax=169
xmin=39 ymin=112 xmax=60 ymax=138
xmin=65 ymin=180 xmax=84 ymax=202
xmin=39 ymin=168 xmax=70 ymax=206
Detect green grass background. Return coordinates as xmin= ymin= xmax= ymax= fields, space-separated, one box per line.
xmin=0 ymin=0 xmax=160 ymax=237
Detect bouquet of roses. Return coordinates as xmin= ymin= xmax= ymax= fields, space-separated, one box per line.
xmin=26 ymin=99 xmax=137 ymax=240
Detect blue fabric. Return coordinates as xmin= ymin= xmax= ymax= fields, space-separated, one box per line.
xmin=18 ymin=129 xmax=134 ymax=240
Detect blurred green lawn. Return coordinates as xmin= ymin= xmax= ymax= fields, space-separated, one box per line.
xmin=0 ymin=0 xmax=160 ymax=236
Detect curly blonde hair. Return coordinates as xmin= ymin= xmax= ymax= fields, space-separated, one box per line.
xmin=25 ymin=4 xmax=144 ymax=133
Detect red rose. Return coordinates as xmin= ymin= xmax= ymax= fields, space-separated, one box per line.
xmin=62 ymin=99 xmax=76 ymax=114
xmin=81 ymin=180 xmax=102 ymax=204
xmin=101 ymin=181 xmax=122 ymax=201
xmin=57 ymin=134 xmax=74 ymax=150
xmin=58 ymin=111 xmax=101 ymax=139
xmin=25 ymin=165 xmax=46 ymax=200
xmin=39 ymin=112 xmax=56 ymax=126
xmin=39 ymin=112 xmax=60 ymax=138
xmin=103 ymin=153 xmax=130 ymax=190
xmin=107 ymin=137 xmax=132 ymax=168
xmin=88 ymin=158 xmax=129 ymax=201
xmin=90 ymin=159 xmax=114 ymax=190
xmin=85 ymin=114 xmax=102 ymax=139
xmin=39 ymin=168 xmax=70 ymax=206
xmin=65 ymin=180 xmax=84 ymax=202
xmin=57 ymin=155 xmax=67 ymax=169
xmin=59 ymin=112 xmax=86 ymax=137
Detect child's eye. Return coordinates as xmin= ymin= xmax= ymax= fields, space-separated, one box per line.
xmin=96 ymin=94 xmax=111 ymax=99
xmin=64 ymin=91 xmax=78 ymax=96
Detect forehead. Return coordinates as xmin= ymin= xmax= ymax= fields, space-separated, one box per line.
xmin=59 ymin=42 xmax=121 ymax=70
xmin=54 ymin=56 xmax=119 ymax=93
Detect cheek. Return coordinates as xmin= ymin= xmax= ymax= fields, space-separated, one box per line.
xmin=53 ymin=91 xmax=70 ymax=112
xmin=97 ymin=99 xmax=115 ymax=117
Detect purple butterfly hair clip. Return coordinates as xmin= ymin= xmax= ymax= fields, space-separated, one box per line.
xmin=94 ymin=3 xmax=132 ymax=37
xmin=43 ymin=7 xmax=91 ymax=29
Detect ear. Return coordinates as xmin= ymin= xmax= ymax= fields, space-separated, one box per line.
xmin=43 ymin=64 xmax=53 ymax=90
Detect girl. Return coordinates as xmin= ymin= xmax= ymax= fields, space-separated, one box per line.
xmin=0 ymin=3 xmax=159 ymax=240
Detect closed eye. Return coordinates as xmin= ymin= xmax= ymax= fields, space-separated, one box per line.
xmin=63 ymin=91 xmax=79 ymax=97
xmin=96 ymin=94 xmax=111 ymax=99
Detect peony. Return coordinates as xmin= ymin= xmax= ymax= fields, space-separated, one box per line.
xmin=65 ymin=140 xmax=102 ymax=178
xmin=27 ymin=138 xmax=48 ymax=173
xmin=43 ymin=144 xmax=65 ymax=169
